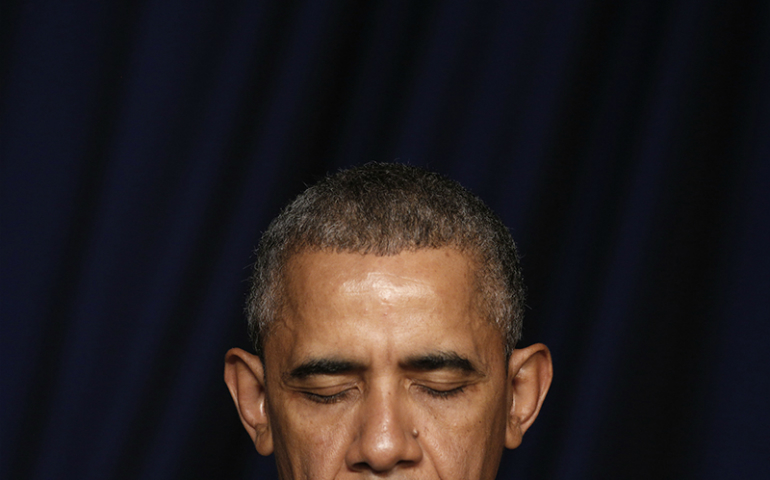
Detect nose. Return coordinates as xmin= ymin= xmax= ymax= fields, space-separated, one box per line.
xmin=345 ymin=385 xmax=423 ymax=472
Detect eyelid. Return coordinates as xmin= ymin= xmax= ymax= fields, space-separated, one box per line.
xmin=410 ymin=373 xmax=476 ymax=387
xmin=418 ymin=384 xmax=466 ymax=398
xmin=296 ymin=381 xmax=358 ymax=404
xmin=287 ymin=375 xmax=358 ymax=389
xmin=302 ymin=389 xmax=352 ymax=404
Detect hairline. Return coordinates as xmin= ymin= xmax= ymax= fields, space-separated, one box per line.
xmin=246 ymin=163 xmax=524 ymax=361
xmin=259 ymin=243 xmax=510 ymax=361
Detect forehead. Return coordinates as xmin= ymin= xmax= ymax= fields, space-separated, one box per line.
xmin=264 ymin=248 xmax=504 ymax=366
xmin=288 ymin=247 xmax=471 ymax=292
xmin=283 ymin=248 xmax=474 ymax=317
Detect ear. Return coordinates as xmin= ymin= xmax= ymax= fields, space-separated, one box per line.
xmin=504 ymin=343 xmax=553 ymax=449
xmin=224 ymin=348 xmax=274 ymax=455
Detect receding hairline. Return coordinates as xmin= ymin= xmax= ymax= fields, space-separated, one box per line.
xmin=261 ymin=244 xmax=506 ymax=355
xmin=246 ymin=162 xmax=525 ymax=359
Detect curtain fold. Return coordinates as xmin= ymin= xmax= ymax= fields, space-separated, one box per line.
xmin=2 ymin=1 xmax=768 ymax=478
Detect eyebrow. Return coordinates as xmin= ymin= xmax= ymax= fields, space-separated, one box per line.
xmin=285 ymin=358 xmax=366 ymax=380
xmin=400 ymin=351 xmax=481 ymax=375
xmin=284 ymin=351 xmax=482 ymax=381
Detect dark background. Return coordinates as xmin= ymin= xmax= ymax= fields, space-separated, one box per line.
xmin=2 ymin=1 xmax=769 ymax=479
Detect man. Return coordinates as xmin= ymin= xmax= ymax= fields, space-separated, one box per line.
xmin=224 ymin=162 xmax=553 ymax=479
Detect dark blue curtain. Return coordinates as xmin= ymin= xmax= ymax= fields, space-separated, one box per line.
xmin=2 ymin=1 xmax=768 ymax=479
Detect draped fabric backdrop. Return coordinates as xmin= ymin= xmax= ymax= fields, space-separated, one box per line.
xmin=2 ymin=1 xmax=768 ymax=479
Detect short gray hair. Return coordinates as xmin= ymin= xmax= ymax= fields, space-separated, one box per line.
xmin=246 ymin=162 xmax=525 ymax=358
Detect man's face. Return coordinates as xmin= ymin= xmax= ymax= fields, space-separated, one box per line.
xmin=262 ymin=248 xmax=512 ymax=479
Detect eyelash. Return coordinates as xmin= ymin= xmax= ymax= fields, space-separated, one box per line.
xmin=421 ymin=385 xmax=465 ymax=399
xmin=303 ymin=390 xmax=351 ymax=404
xmin=302 ymin=385 xmax=466 ymax=404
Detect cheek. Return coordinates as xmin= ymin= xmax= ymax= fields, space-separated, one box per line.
xmin=268 ymin=396 xmax=355 ymax=475
xmin=418 ymin=392 xmax=508 ymax=477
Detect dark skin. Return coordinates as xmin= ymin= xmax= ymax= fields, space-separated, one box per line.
xmin=225 ymin=248 xmax=552 ymax=480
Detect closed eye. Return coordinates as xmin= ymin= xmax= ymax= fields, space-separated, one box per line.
xmin=302 ymin=390 xmax=352 ymax=404
xmin=419 ymin=385 xmax=465 ymax=399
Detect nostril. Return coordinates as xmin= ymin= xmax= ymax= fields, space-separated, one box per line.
xmin=350 ymin=458 xmax=418 ymax=473
xmin=345 ymin=420 xmax=423 ymax=472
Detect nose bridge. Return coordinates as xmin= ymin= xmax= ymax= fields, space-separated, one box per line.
xmin=347 ymin=377 xmax=421 ymax=471
xmin=365 ymin=380 xmax=406 ymax=443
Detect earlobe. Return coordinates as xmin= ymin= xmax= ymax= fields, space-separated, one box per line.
xmin=224 ymin=348 xmax=274 ymax=455
xmin=504 ymin=343 xmax=553 ymax=449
